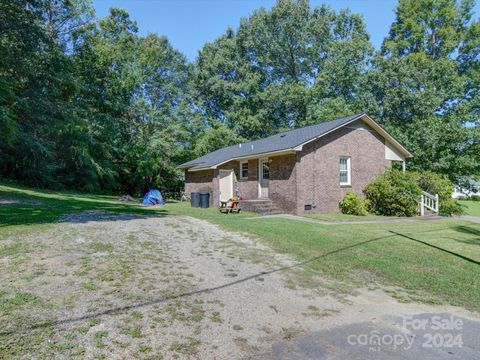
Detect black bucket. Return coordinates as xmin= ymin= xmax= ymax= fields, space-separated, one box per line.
xmin=199 ymin=192 xmax=210 ymax=208
xmin=190 ymin=192 xmax=200 ymax=208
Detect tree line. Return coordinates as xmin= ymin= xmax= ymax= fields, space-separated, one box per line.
xmin=0 ymin=0 xmax=478 ymax=195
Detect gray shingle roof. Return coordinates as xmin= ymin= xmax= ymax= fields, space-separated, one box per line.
xmin=179 ymin=113 xmax=366 ymax=170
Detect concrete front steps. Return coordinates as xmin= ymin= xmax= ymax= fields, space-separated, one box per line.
xmin=239 ymin=199 xmax=283 ymax=215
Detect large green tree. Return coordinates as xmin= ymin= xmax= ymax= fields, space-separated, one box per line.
xmin=1 ymin=2 xmax=194 ymax=194
xmin=0 ymin=0 xmax=89 ymax=187
xmin=367 ymin=0 xmax=479 ymax=179
xmin=194 ymin=0 xmax=373 ymax=141
xmin=72 ymin=8 xmax=194 ymax=193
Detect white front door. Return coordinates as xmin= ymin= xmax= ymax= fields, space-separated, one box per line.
xmin=219 ymin=170 xmax=234 ymax=201
xmin=258 ymin=158 xmax=269 ymax=198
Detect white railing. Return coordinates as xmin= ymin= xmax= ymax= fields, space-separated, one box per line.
xmin=419 ymin=191 xmax=439 ymax=215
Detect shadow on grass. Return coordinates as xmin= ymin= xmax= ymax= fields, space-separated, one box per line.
xmin=0 ymin=188 xmax=168 ymax=228
xmin=397 ymin=225 xmax=480 ymax=246
xmin=0 ymin=234 xmax=396 ymax=337
xmin=453 ymin=225 xmax=480 ymax=237
xmin=445 ymin=226 xmax=480 ymax=246
xmin=390 ymin=230 xmax=480 ymax=265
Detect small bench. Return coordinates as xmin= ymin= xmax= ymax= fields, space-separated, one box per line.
xmin=219 ymin=200 xmax=241 ymax=214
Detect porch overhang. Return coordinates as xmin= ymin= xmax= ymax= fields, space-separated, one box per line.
xmin=184 ymin=148 xmax=297 ymax=172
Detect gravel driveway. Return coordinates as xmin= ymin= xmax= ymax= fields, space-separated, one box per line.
xmin=2 ymin=211 xmax=479 ymax=359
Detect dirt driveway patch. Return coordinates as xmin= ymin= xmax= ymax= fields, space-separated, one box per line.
xmin=1 ymin=211 xmax=478 ymax=359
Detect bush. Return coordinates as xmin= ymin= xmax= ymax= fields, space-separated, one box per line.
xmin=364 ymin=169 xmax=463 ymax=217
xmin=465 ymin=195 xmax=480 ymax=201
xmin=416 ymin=171 xmax=451 ymax=198
xmin=439 ymin=198 xmax=464 ymax=216
xmin=339 ymin=192 xmax=369 ymax=216
xmin=364 ymin=170 xmax=421 ymax=217
xmin=414 ymin=171 xmax=462 ymax=216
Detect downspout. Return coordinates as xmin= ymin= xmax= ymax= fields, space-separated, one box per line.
xmin=312 ymin=141 xmax=317 ymax=208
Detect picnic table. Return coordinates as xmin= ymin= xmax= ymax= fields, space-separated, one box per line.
xmin=219 ymin=200 xmax=241 ymax=214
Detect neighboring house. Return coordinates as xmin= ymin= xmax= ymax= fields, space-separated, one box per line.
xmin=179 ymin=113 xmax=412 ymax=214
xmin=452 ymin=178 xmax=480 ymax=198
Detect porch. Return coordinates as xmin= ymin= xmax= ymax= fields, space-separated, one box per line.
xmin=184 ymin=152 xmax=297 ymax=213
xmin=218 ymin=157 xmax=271 ymax=202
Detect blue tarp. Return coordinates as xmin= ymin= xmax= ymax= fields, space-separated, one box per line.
xmin=142 ymin=189 xmax=165 ymax=206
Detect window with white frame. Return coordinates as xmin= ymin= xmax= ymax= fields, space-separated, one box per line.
xmin=339 ymin=156 xmax=351 ymax=186
xmin=240 ymin=161 xmax=249 ymax=180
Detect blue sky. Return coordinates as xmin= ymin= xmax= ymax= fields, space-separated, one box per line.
xmin=93 ymin=0 xmax=479 ymax=61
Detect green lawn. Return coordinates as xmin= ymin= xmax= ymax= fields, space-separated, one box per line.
xmin=459 ymin=200 xmax=480 ymax=216
xmin=304 ymin=212 xmax=393 ymax=222
xmin=1 ymin=183 xmax=479 ymax=313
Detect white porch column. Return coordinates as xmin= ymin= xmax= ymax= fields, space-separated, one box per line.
xmin=402 ymin=160 xmax=406 ymax=173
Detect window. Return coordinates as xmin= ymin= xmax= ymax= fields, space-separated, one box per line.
xmin=339 ymin=156 xmax=351 ymax=186
xmin=240 ymin=161 xmax=249 ymax=180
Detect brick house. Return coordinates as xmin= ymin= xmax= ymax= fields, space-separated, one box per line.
xmin=179 ymin=113 xmax=412 ymax=214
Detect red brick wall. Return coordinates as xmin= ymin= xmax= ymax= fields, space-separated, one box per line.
xmin=184 ymin=169 xmax=215 ymax=206
xmin=237 ymin=159 xmax=259 ymax=200
xmin=269 ymin=154 xmax=297 ymax=212
xmin=296 ymin=121 xmax=391 ymax=213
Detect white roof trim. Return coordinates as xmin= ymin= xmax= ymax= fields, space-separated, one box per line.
xmin=361 ymin=114 xmax=412 ymax=158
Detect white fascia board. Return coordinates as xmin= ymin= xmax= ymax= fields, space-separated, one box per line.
xmin=361 ymin=115 xmax=412 ymax=158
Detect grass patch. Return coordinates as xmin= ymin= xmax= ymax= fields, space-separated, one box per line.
xmin=82 ymin=281 xmax=99 ymax=291
xmin=0 ymin=291 xmax=44 ymax=315
xmin=78 ymin=326 xmax=89 ymax=335
xmin=304 ymin=212 xmax=393 ymax=222
xmin=138 ymin=344 xmax=151 ymax=353
xmin=89 ymin=242 xmax=114 ymax=253
xmin=0 ymin=327 xmax=54 ymax=358
xmin=0 ymin=241 xmax=28 ymax=258
xmin=281 ymin=327 xmax=301 ymax=340
xmin=164 ymin=300 xmax=205 ymax=323
xmin=95 ymin=331 xmax=108 ymax=349
xmin=169 ymin=337 xmax=201 ymax=355
xmin=129 ymin=326 xmax=143 ymax=339
xmin=0 ymin=183 xmax=167 ymax=229
xmin=459 ymin=200 xmax=480 ymax=216
xmin=209 ymin=311 xmax=222 ymax=323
